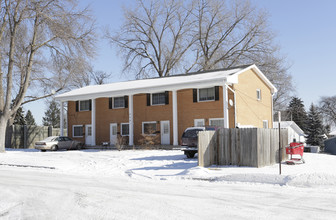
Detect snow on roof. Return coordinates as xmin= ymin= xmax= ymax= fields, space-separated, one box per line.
xmin=273 ymin=121 xmax=305 ymax=135
xmin=329 ymin=130 xmax=336 ymax=136
xmin=55 ymin=64 xmax=277 ymax=102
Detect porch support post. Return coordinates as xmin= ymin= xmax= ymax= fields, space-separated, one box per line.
xmin=60 ymin=101 xmax=64 ymax=136
xmin=223 ymin=83 xmax=229 ymax=128
xmin=91 ymin=99 xmax=96 ymax=146
xmin=129 ymin=95 xmax=134 ymax=146
xmin=172 ymin=90 xmax=178 ymax=146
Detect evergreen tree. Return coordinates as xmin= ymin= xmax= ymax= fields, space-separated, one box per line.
xmin=306 ymin=104 xmax=325 ymax=146
xmin=286 ymin=97 xmax=308 ymax=132
xmin=13 ymin=107 xmax=25 ymax=125
xmin=25 ymin=110 xmax=36 ymax=126
xmin=43 ymin=100 xmax=60 ymax=128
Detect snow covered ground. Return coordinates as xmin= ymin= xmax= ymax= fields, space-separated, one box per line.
xmin=1 ymin=149 xmax=336 ymax=219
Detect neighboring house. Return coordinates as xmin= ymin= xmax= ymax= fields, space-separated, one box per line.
xmin=328 ymin=129 xmax=336 ymax=138
xmin=55 ymin=64 xmax=277 ymax=146
xmin=273 ymin=121 xmax=306 ymax=143
xmin=324 ymin=137 xmax=336 ymax=155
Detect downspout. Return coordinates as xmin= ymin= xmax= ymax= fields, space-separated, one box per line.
xmin=226 ymin=86 xmax=237 ymax=127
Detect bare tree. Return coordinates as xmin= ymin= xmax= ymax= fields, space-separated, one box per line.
xmin=54 ymin=55 xmax=93 ymax=89
xmin=70 ymin=67 xmax=113 ymax=88
xmin=107 ymin=0 xmax=196 ymax=78
xmin=319 ymin=96 xmax=336 ymax=127
xmin=193 ymin=0 xmax=272 ymax=70
xmin=192 ymin=0 xmax=293 ymax=110
xmin=110 ymin=0 xmax=294 ymax=110
xmin=89 ymin=69 xmax=112 ymax=85
xmin=0 ymin=0 xmax=96 ymax=152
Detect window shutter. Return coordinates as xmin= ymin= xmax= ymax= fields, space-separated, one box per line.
xmin=124 ymin=96 xmax=128 ymax=108
xmin=109 ymin=98 xmax=113 ymax=109
xmin=89 ymin=99 xmax=92 ymax=111
xmin=165 ymin=91 xmax=169 ymax=105
xmin=76 ymin=101 xmax=79 ymax=112
xmin=215 ymin=86 xmax=219 ymax=101
xmin=147 ymin=94 xmax=151 ymax=106
xmin=193 ymin=89 xmax=197 ymax=103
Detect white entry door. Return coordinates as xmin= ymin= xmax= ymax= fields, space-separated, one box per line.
xmin=110 ymin=123 xmax=118 ymax=145
xmin=160 ymin=121 xmax=170 ymax=145
xmin=85 ymin=124 xmax=93 ymax=146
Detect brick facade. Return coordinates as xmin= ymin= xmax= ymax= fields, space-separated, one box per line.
xmin=67 ymin=68 xmax=273 ymax=145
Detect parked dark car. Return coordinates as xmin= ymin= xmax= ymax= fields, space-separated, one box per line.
xmin=35 ymin=136 xmax=83 ymax=152
xmin=181 ymin=126 xmax=216 ymax=158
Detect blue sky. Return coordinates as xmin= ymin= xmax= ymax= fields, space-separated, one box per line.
xmin=253 ymin=0 xmax=336 ymax=105
xmin=26 ymin=0 xmax=336 ymax=125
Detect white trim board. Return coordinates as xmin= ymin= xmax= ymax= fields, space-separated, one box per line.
xmin=72 ymin=125 xmax=83 ymax=138
xmin=142 ymin=121 xmax=157 ymax=135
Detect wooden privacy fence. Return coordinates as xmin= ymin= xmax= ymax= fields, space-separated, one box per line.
xmin=198 ymin=128 xmax=289 ymax=167
xmin=5 ymin=125 xmax=67 ymax=149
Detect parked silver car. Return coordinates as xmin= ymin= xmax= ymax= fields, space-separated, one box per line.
xmin=35 ymin=136 xmax=83 ymax=152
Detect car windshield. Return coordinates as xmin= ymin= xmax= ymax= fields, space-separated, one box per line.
xmin=41 ymin=137 xmax=57 ymax=142
xmin=183 ymin=129 xmax=203 ymax=138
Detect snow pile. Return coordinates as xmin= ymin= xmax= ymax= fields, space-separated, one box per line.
xmin=1 ymin=149 xmax=336 ymax=188
xmin=1 ymin=149 xmax=336 ymax=219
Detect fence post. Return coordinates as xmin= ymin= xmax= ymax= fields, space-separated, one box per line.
xmin=230 ymin=129 xmax=236 ymax=165
xmin=48 ymin=126 xmax=52 ymax=137
xmin=13 ymin=125 xmax=17 ymax=148
xmin=5 ymin=125 xmax=13 ymax=148
xmin=281 ymin=129 xmax=289 ymax=161
xmin=251 ymin=128 xmax=258 ymax=167
xmin=198 ymin=131 xmax=216 ymax=167
xmin=23 ymin=125 xmax=27 ymax=148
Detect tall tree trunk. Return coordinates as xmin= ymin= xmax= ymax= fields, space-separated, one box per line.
xmin=0 ymin=116 xmax=9 ymax=152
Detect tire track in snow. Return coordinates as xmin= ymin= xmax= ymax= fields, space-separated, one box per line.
xmin=0 ymin=202 xmax=23 ymax=218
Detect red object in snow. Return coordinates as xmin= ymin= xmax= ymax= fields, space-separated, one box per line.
xmin=285 ymin=142 xmax=305 ymax=165
xmin=286 ymin=142 xmax=304 ymax=156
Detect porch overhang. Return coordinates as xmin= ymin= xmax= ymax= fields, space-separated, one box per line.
xmin=55 ymin=77 xmax=233 ymax=102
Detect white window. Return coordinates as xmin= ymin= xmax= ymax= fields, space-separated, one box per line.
xmin=142 ymin=121 xmax=157 ymax=135
xmin=263 ymin=120 xmax=269 ymax=128
xmin=162 ymin=122 xmax=169 ymax=134
xmin=114 ymin=97 xmax=125 ymax=108
xmin=152 ymin=92 xmax=166 ymax=105
xmin=73 ymin=125 xmax=83 ymax=137
xmin=198 ymin=87 xmax=215 ymax=102
xmin=111 ymin=124 xmax=117 ymax=135
xmin=194 ymin=119 xmax=205 ymax=127
xmin=256 ymin=89 xmax=261 ymax=100
xmin=79 ymin=100 xmax=90 ymax=111
xmin=209 ymin=118 xmax=224 ymax=127
xmin=121 ymin=123 xmax=129 ymax=136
